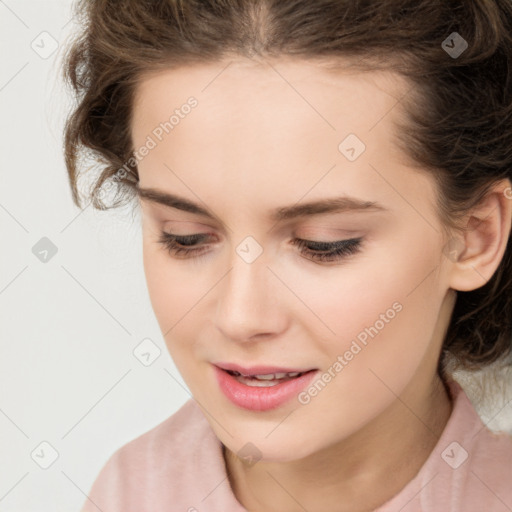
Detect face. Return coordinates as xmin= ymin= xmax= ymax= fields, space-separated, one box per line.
xmin=131 ymin=57 xmax=454 ymax=461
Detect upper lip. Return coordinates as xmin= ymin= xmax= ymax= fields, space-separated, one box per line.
xmin=213 ymin=362 xmax=316 ymax=376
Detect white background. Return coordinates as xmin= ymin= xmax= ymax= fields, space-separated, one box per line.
xmin=0 ymin=1 xmax=511 ymax=511
xmin=1 ymin=2 xmax=190 ymax=511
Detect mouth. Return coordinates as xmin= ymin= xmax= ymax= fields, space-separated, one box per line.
xmin=223 ymin=368 xmax=313 ymax=387
xmin=212 ymin=363 xmax=319 ymax=411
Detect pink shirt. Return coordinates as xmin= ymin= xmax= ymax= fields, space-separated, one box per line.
xmin=80 ymin=379 xmax=512 ymax=511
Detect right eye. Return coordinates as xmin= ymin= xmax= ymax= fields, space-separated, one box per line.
xmin=157 ymin=232 xmax=212 ymax=258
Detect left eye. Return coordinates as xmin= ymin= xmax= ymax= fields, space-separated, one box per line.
xmin=157 ymin=231 xmax=363 ymax=263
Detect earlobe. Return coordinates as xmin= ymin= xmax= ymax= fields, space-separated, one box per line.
xmin=448 ymin=179 xmax=512 ymax=292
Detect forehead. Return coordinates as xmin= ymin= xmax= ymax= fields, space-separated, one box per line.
xmin=131 ymin=58 xmax=411 ymax=166
xmin=132 ymin=57 xmax=408 ymax=133
xmin=130 ymin=58 xmax=432 ymax=226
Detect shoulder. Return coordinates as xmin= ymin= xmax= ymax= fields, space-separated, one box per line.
xmin=378 ymin=379 xmax=512 ymax=512
xmin=462 ymin=419 xmax=512 ymax=507
xmin=110 ymin=397 xmax=209 ymax=466
xmin=434 ymin=379 xmax=512 ymax=510
xmin=80 ymin=398 xmax=223 ymax=512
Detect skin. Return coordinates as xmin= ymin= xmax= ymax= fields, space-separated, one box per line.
xmin=130 ymin=57 xmax=512 ymax=512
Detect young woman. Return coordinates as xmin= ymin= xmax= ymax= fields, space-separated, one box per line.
xmin=63 ymin=1 xmax=512 ymax=510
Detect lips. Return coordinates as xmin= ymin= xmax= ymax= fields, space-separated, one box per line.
xmin=213 ymin=363 xmax=319 ymax=411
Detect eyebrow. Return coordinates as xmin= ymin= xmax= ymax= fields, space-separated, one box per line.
xmin=136 ymin=185 xmax=387 ymax=222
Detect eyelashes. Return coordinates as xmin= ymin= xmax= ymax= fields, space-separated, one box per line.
xmin=157 ymin=231 xmax=363 ymax=263
xmin=290 ymin=237 xmax=362 ymax=262
xmin=157 ymin=233 xmax=209 ymax=259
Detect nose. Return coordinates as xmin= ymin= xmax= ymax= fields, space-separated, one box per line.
xmin=215 ymin=252 xmax=288 ymax=343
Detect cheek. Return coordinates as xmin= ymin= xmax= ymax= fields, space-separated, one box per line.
xmin=281 ymin=236 xmax=443 ymax=373
xmin=279 ymin=243 xmax=444 ymax=440
xmin=142 ymin=241 xmax=194 ymax=335
xmin=141 ymin=240 xmax=219 ymax=366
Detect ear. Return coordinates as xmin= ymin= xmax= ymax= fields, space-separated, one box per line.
xmin=447 ymin=179 xmax=512 ymax=292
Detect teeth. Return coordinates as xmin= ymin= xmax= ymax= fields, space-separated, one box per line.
xmin=255 ymin=373 xmax=286 ymax=380
xmin=238 ymin=377 xmax=281 ymax=387
xmin=228 ymin=370 xmax=304 ymax=386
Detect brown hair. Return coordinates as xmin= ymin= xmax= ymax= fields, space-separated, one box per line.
xmin=62 ymin=0 xmax=512 ymax=374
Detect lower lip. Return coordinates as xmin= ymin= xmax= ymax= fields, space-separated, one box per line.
xmin=213 ymin=365 xmax=318 ymax=411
